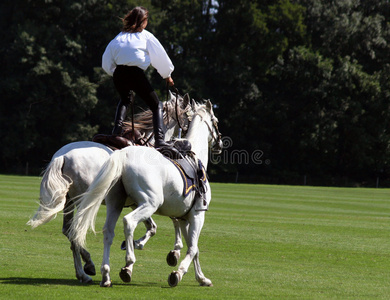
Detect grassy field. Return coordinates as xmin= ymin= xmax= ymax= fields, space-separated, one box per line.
xmin=0 ymin=174 xmax=389 ymax=299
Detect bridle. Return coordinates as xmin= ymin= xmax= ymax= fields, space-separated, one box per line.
xmin=204 ymin=115 xmax=222 ymax=151
xmin=166 ymin=85 xmax=222 ymax=151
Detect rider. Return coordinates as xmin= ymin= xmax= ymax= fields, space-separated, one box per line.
xmin=102 ymin=6 xmax=175 ymax=150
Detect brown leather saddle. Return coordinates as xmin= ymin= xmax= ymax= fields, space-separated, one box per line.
xmin=92 ymin=129 xmax=192 ymax=160
xmin=92 ymin=128 xmax=148 ymax=151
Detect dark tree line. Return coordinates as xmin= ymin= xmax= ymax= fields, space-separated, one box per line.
xmin=1 ymin=0 xmax=389 ymax=186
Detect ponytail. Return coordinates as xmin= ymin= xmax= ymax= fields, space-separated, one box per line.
xmin=122 ymin=7 xmax=149 ymax=33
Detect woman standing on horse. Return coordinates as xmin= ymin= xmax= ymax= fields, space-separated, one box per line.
xmin=102 ymin=6 xmax=175 ymax=149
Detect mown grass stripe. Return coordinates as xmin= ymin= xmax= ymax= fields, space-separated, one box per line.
xmin=0 ymin=175 xmax=389 ymax=299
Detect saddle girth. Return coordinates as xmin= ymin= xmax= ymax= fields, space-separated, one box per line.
xmin=168 ymin=154 xmax=208 ymax=211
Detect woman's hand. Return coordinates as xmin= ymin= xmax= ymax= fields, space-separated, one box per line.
xmin=166 ymin=77 xmax=174 ymax=87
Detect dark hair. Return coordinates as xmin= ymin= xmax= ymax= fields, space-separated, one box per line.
xmin=122 ymin=7 xmax=149 ymax=33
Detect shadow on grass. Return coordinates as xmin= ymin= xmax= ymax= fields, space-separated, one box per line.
xmin=0 ymin=277 xmax=163 ymax=288
xmin=0 ymin=277 xmax=85 ymax=286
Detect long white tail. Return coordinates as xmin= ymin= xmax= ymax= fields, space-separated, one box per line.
xmin=68 ymin=149 xmax=127 ymax=249
xmin=27 ymin=156 xmax=71 ymax=228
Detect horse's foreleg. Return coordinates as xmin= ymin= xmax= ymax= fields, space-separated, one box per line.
xmin=133 ymin=217 xmax=157 ymax=250
xmin=193 ymin=251 xmax=213 ymax=286
xmin=168 ymin=212 xmax=211 ymax=287
xmin=166 ymin=218 xmax=183 ymax=267
xmin=63 ymin=202 xmax=94 ymax=283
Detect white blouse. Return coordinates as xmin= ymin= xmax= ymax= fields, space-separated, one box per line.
xmin=102 ymin=30 xmax=174 ymax=79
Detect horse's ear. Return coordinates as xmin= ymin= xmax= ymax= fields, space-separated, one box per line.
xmin=182 ymin=93 xmax=190 ymax=109
xmin=191 ymin=99 xmax=197 ymax=111
xmin=205 ymin=99 xmax=213 ymax=112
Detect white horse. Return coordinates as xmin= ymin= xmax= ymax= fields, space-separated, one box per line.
xmin=69 ymin=100 xmax=222 ymax=287
xmin=27 ymin=93 xmax=193 ymax=283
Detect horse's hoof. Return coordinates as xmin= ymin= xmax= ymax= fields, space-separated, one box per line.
xmin=119 ymin=267 xmax=132 ymax=283
xmin=134 ymin=240 xmax=144 ymax=250
xmin=168 ymin=271 xmax=180 ymax=287
xmin=84 ymin=263 xmax=96 ymax=276
xmin=121 ymin=241 xmax=126 ymax=250
xmin=200 ymin=279 xmax=213 ymax=287
xmin=78 ymin=275 xmax=93 ymax=284
xmin=100 ymin=280 xmax=112 ymax=287
xmin=166 ymin=250 xmax=179 ymax=267
xmin=121 ymin=240 xmax=144 ymax=250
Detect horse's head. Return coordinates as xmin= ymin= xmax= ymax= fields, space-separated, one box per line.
xmin=190 ymin=99 xmax=223 ymax=154
xmin=204 ymin=100 xmax=223 ymax=154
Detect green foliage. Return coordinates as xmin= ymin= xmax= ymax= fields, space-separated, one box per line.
xmin=1 ymin=0 xmax=389 ymax=185
xmin=261 ymin=0 xmax=390 ymax=184
xmin=267 ymin=47 xmax=386 ymax=181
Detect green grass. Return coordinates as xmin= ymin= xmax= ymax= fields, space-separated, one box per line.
xmin=0 ymin=175 xmax=389 ymax=299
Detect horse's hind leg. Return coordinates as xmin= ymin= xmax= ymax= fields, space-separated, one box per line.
xmin=121 ymin=204 xmax=157 ymax=283
xmin=101 ymin=184 xmax=126 ymax=287
xmin=166 ymin=218 xmax=183 ymax=267
xmin=79 ymin=247 xmax=96 ymax=276
xmin=63 ymin=200 xmax=94 ymax=283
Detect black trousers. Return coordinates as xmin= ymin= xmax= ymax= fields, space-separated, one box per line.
xmin=113 ymin=65 xmax=159 ymax=111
